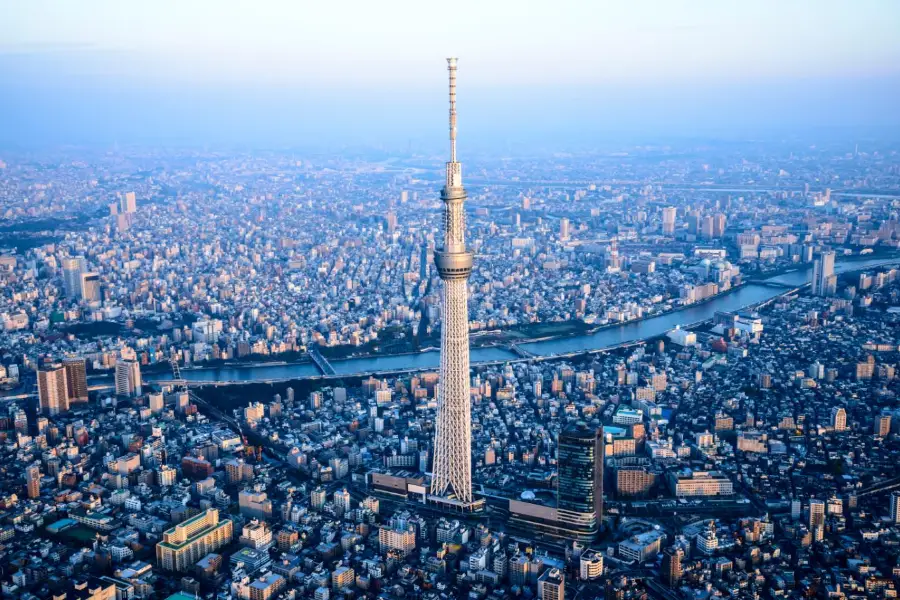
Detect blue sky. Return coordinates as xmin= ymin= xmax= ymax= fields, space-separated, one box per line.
xmin=1 ymin=0 xmax=899 ymax=149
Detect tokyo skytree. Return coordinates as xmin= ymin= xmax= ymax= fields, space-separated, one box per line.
xmin=430 ymin=57 xmax=475 ymax=506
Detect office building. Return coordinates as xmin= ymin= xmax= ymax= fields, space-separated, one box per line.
xmin=812 ymin=251 xmax=837 ymax=296
xmin=26 ymin=463 xmax=41 ymax=499
xmin=62 ymin=256 xmax=86 ymax=299
xmin=430 ymin=58 xmax=479 ymax=511
xmin=701 ymin=215 xmax=714 ymax=239
xmin=579 ymin=548 xmax=604 ymax=580
xmin=661 ymin=206 xmax=676 ymax=235
xmin=38 ymin=364 xmax=69 ymax=416
xmin=662 ymin=547 xmax=684 ymax=586
xmin=230 ymin=547 xmax=271 ymax=574
xmin=239 ymin=490 xmax=273 ymax=520
xmin=831 ymin=407 xmax=847 ymax=432
xmin=115 ymin=359 xmax=142 ymax=397
xmin=560 ymin=217 xmax=570 ymax=241
xmin=890 ymin=492 xmax=900 ymax=524
xmin=121 ymin=191 xmax=137 ymax=214
xmin=877 ymin=413 xmax=892 ymax=437
xmin=156 ymin=509 xmax=233 ymax=572
xmin=809 ymin=499 xmax=826 ymax=530
xmin=712 ymin=213 xmax=726 ymax=237
xmin=556 ymin=425 xmax=603 ymax=539
xmin=81 ymin=272 xmax=101 ymax=302
xmin=63 ymin=357 xmax=89 ymax=403
xmin=618 ymin=530 xmax=665 ymax=563
xmin=537 ymin=568 xmax=565 ymax=600
xmin=667 ymin=470 xmax=733 ymax=497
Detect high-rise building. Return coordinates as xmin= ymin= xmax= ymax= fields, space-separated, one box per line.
xmin=616 ymin=466 xmax=656 ymax=498
xmin=687 ymin=212 xmax=701 ymax=236
xmin=63 ymin=357 xmax=89 ymax=403
xmin=891 ymin=491 xmax=900 ymax=523
xmin=81 ymin=272 xmax=101 ymax=302
xmin=661 ymin=206 xmax=676 ymax=235
xmin=812 ymin=251 xmax=837 ymax=296
xmin=38 ymin=364 xmax=69 ymax=416
xmin=809 ymin=498 xmax=826 ymax=530
xmin=700 ymin=215 xmax=714 ymax=239
xmin=121 ymin=191 xmax=137 ymax=214
xmin=831 ymin=407 xmax=847 ymax=432
xmin=115 ymin=359 xmax=142 ymax=397
xmin=557 ymin=425 xmax=603 ymax=540
xmin=333 ymin=488 xmax=351 ymax=516
xmin=430 ymin=58 xmax=479 ymax=511
xmin=537 ymin=568 xmax=565 ymax=600
xmin=156 ymin=509 xmax=233 ymax=572
xmin=662 ymin=546 xmax=684 ymax=586
xmin=560 ymin=217 xmax=570 ymax=241
xmin=386 ymin=209 xmax=398 ymax=234
xmin=26 ymin=463 xmax=41 ymax=498
xmin=877 ymin=413 xmax=892 ymax=437
xmin=62 ymin=256 xmax=86 ymax=299
xmin=712 ymin=213 xmax=726 ymax=237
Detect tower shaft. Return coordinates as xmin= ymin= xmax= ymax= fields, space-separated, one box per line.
xmin=431 ymin=58 xmax=474 ymax=504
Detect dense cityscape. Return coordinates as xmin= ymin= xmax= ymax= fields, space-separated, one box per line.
xmin=3 ymin=11 xmax=900 ymax=599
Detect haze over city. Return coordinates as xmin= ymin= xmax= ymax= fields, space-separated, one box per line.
xmin=2 ymin=1 xmax=900 ymax=148
xmin=2 ymin=3 xmax=900 ymax=600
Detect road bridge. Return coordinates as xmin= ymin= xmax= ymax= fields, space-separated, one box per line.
xmin=307 ymin=347 xmax=336 ymax=376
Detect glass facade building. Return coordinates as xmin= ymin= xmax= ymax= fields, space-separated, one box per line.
xmin=557 ymin=425 xmax=603 ymax=539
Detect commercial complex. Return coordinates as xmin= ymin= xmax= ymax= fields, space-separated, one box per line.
xmin=556 ymin=426 xmax=603 ymax=539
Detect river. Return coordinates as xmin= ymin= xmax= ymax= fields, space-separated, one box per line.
xmin=152 ymin=256 xmax=900 ymax=384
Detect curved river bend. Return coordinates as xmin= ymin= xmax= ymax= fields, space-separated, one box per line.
xmin=153 ymin=256 xmax=900 ymax=384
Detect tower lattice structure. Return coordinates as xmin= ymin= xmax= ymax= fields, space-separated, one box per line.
xmin=430 ymin=57 xmax=475 ymax=504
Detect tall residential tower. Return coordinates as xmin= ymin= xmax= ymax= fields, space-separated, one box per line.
xmin=430 ymin=58 xmax=480 ymax=511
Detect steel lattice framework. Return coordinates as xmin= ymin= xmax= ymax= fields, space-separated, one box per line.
xmin=430 ymin=58 xmax=475 ymax=504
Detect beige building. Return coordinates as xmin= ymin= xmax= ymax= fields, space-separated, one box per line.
xmin=156 ymin=509 xmax=233 ymax=572
xmin=38 ymin=364 xmax=69 ymax=416
xmin=667 ymin=470 xmax=733 ymax=497
xmin=538 ymin=568 xmax=565 ymax=600
xmin=379 ymin=520 xmax=417 ymax=557
xmin=331 ymin=566 xmax=355 ymax=591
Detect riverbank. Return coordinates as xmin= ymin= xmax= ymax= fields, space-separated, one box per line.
xmin=134 ymin=254 xmax=900 ymax=386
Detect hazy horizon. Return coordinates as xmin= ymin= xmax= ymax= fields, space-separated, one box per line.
xmin=2 ymin=0 xmax=900 ymax=151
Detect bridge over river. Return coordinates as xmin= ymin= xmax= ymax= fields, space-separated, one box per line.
xmin=135 ymin=255 xmax=900 ymax=386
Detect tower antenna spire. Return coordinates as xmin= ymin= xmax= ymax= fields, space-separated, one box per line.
xmin=431 ymin=57 xmax=478 ymax=510
xmin=448 ymin=57 xmax=457 ymax=163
